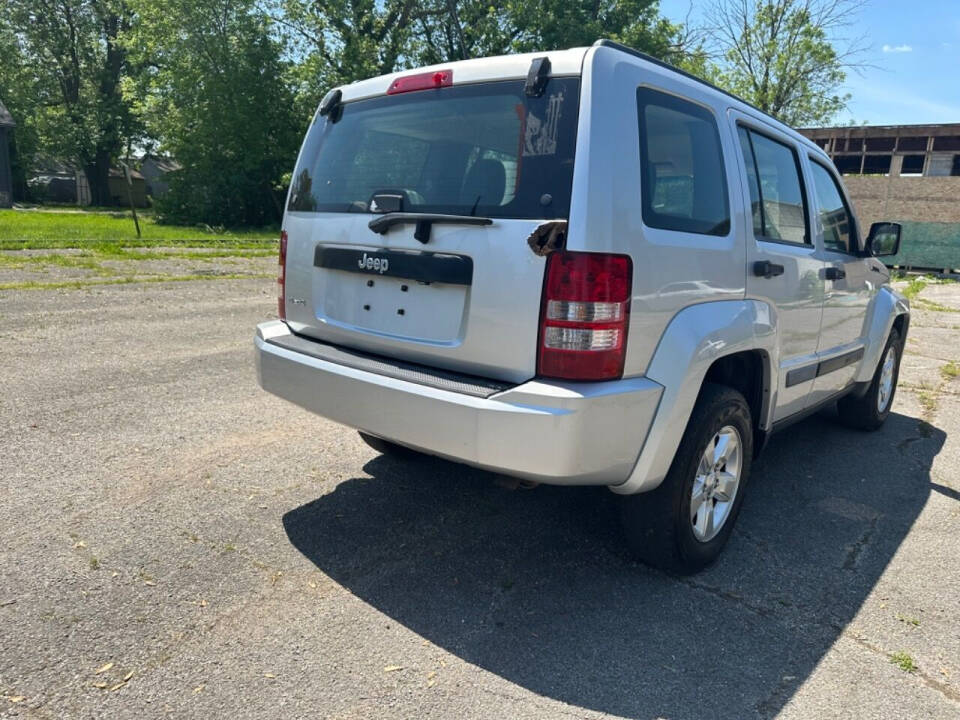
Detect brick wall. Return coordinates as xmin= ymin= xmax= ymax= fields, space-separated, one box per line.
xmin=843 ymin=176 xmax=960 ymax=226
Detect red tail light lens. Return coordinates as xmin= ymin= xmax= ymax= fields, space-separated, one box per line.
xmin=387 ymin=69 xmax=452 ymax=95
xmin=278 ymin=230 xmax=287 ymax=320
xmin=537 ymin=251 xmax=632 ymax=380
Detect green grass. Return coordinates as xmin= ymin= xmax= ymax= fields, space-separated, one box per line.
xmin=0 ymin=244 xmax=274 ymax=289
xmin=0 ymin=251 xmax=115 ymax=273
xmin=915 ymin=298 xmax=960 ymax=313
xmin=0 ymin=208 xmax=277 ymax=249
xmin=942 ymin=361 xmax=960 ymax=380
xmin=889 ymin=651 xmax=918 ymax=673
xmin=902 ymin=276 xmax=929 ymax=300
xmin=916 ymin=386 xmax=939 ymax=419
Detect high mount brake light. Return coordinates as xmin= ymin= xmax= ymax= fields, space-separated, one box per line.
xmin=537 ymin=251 xmax=632 ymax=381
xmin=278 ymin=230 xmax=287 ymax=320
xmin=387 ymin=70 xmax=453 ymax=95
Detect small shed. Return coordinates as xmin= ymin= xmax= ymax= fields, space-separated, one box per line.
xmin=0 ymin=100 xmax=14 ymax=208
xmin=139 ymin=154 xmax=181 ymax=198
xmin=108 ymin=166 xmax=148 ymax=207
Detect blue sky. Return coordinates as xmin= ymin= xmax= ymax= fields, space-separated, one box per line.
xmin=659 ymin=0 xmax=960 ymax=126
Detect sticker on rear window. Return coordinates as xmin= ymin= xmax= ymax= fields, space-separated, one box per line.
xmin=524 ymin=90 xmax=565 ymax=157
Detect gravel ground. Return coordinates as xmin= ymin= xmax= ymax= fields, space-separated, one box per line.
xmin=0 ymin=268 xmax=958 ymax=719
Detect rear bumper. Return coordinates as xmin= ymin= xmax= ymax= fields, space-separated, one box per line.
xmin=255 ymin=321 xmax=662 ymax=485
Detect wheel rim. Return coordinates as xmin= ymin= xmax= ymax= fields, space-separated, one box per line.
xmin=690 ymin=425 xmax=742 ymax=543
xmin=877 ymin=345 xmax=897 ymax=413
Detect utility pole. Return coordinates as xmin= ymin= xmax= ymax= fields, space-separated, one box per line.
xmin=120 ymin=161 xmax=141 ymax=239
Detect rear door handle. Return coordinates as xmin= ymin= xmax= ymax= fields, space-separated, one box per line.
xmin=753 ymin=260 xmax=785 ymax=279
xmin=825 ymin=267 xmax=847 ymax=281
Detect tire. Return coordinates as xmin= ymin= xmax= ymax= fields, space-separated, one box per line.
xmin=619 ymin=383 xmax=753 ymax=575
xmin=837 ymin=327 xmax=902 ymax=431
xmin=358 ymin=431 xmax=423 ymax=459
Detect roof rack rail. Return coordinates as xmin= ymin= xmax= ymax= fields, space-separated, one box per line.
xmin=591 ymin=39 xmax=778 ymax=130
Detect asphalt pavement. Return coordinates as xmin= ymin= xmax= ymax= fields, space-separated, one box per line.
xmin=1 ymin=269 xmax=958 ymax=719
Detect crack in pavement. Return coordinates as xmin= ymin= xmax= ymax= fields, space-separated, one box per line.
xmin=842 ymin=631 xmax=960 ymax=705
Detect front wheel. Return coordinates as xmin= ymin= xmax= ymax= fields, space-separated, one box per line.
xmin=837 ymin=327 xmax=902 ymax=431
xmin=619 ymin=384 xmax=753 ymax=575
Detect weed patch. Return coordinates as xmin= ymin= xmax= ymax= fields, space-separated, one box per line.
xmin=890 ymin=651 xmax=918 ymax=673
xmin=942 ymin=361 xmax=960 ymax=381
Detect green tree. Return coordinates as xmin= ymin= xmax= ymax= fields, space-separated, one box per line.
xmin=411 ymin=1 xmax=687 ymax=63
xmin=276 ymin=0 xmax=693 ymax=114
xmin=1 ymin=0 xmax=141 ymax=204
xmin=409 ymin=1 xmax=512 ymax=64
xmin=0 ymin=23 xmax=46 ymax=199
xmin=272 ymin=0 xmax=421 ymax=118
xmin=128 ymin=0 xmax=300 ymax=225
xmin=505 ymin=0 xmax=683 ymax=56
xmin=706 ymin=0 xmax=863 ymax=125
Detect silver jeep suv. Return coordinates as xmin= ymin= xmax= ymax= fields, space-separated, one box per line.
xmin=255 ymin=40 xmax=908 ymax=573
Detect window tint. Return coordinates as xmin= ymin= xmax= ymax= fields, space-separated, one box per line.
xmin=288 ymin=79 xmax=578 ymax=219
xmin=810 ymin=161 xmax=856 ymax=254
xmin=637 ymin=88 xmax=730 ymax=236
xmin=737 ymin=128 xmax=808 ymax=244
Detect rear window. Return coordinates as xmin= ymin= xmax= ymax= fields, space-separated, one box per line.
xmin=288 ymin=78 xmax=580 ymax=219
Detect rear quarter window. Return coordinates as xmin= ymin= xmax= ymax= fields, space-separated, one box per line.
xmin=637 ymin=87 xmax=730 ymax=237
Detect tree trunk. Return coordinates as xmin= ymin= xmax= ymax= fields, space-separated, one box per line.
xmin=86 ymin=10 xmax=126 ymax=206
xmin=85 ymin=152 xmax=112 ymax=206
xmin=8 ymin=133 xmax=29 ymax=202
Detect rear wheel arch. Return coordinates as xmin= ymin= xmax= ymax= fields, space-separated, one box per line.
xmin=613 ymin=300 xmax=778 ymax=495
xmin=701 ymin=349 xmax=771 ymax=455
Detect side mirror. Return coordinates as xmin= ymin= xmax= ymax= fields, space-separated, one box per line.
xmin=866 ymin=222 xmax=901 ymax=257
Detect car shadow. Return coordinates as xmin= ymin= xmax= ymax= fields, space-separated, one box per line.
xmin=282 ymin=410 xmax=945 ymax=719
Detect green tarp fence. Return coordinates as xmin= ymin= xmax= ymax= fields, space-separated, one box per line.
xmin=886 ymin=221 xmax=960 ymax=271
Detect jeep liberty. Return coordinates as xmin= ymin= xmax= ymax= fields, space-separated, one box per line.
xmin=255 ymin=40 xmax=908 ymax=573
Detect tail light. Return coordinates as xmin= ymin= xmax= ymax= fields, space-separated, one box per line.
xmin=277 ymin=230 xmax=287 ymax=320
xmin=537 ymin=251 xmax=632 ymax=381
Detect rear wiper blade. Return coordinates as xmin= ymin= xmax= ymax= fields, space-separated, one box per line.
xmin=368 ymin=212 xmax=492 ymax=244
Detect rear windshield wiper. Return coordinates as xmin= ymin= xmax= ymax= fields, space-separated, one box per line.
xmin=368 ymin=212 xmax=493 ymax=244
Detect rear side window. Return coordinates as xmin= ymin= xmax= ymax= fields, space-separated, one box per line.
xmin=288 ymin=78 xmax=579 ymax=219
xmin=737 ymin=128 xmax=808 ymax=244
xmin=637 ymin=87 xmax=730 ymax=236
xmin=809 ymin=160 xmax=857 ymax=254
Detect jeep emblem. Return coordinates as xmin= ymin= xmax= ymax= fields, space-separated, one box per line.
xmin=358 ymin=252 xmax=389 ymax=274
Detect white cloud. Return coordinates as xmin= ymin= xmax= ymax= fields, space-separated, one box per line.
xmin=882 ymin=44 xmax=913 ymax=53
